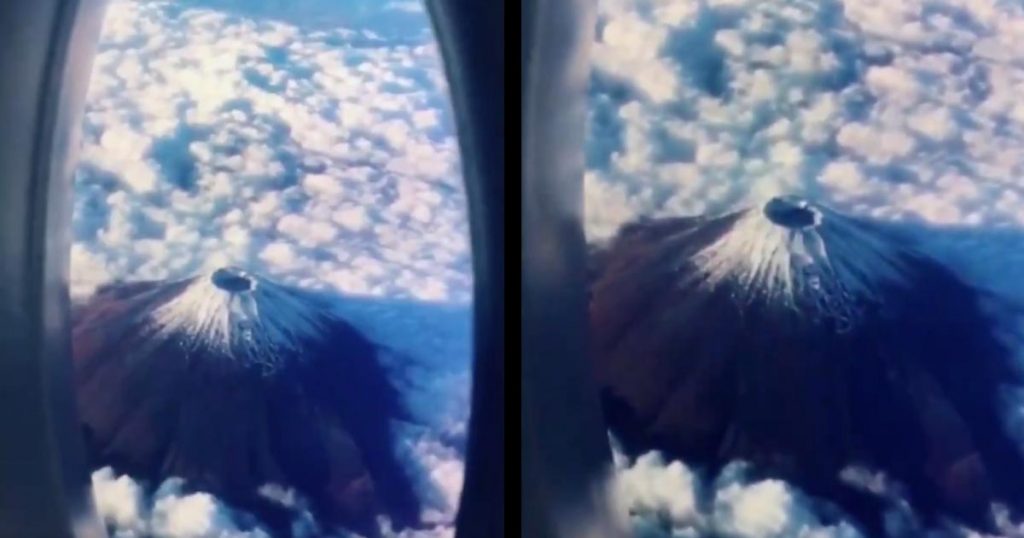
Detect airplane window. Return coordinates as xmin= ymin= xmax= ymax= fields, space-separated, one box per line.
xmin=586 ymin=1 xmax=1024 ymax=536
xmin=70 ymin=1 xmax=472 ymax=537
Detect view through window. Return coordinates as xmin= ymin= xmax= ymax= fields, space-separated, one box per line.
xmin=70 ymin=1 xmax=472 ymax=537
xmin=586 ymin=1 xmax=1024 ymax=537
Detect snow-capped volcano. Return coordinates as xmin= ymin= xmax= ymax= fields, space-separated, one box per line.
xmin=72 ymin=268 xmax=423 ymax=538
xmin=588 ymin=197 xmax=1024 ymax=536
xmin=146 ymin=266 xmax=338 ymax=374
xmin=690 ymin=195 xmax=914 ymax=332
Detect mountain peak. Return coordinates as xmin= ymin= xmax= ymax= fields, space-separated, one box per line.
xmin=691 ymin=196 xmax=912 ymax=331
xmin=148 ymin=267 xmax=330 ymax=374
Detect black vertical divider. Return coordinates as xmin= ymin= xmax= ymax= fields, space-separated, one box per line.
xmin=424 ymin=0 xmax=507 ymax=537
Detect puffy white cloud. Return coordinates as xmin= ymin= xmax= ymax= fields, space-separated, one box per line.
xmin=820 ymin=160 xmax=868 ymax=194
xmin=333 ymin=206 xmax=370 ymax=232
xmin=92 ymin=467 xmax=146 ymax=535
xmin=302 ymin=173 xmax=344 ymax=199
xmin=92 ymin=469 xmax=271 ymax=538
xmin=612 ymin=452 xmax=700 ymax=527
xmin=907 ymin=105 xmax=957 ymax=141
xmin=835 ymin=123 xmax=916 ymax=165
xmin=715 ymin=480 xmax=794 ymax=537
xmin=610 ymin=450 xmax=863 ymax=538
xmin=150 ymin=484 xmax=265 ymax=538
xmin=276 ymin=214 xmax=337 ymax=247
xmin=865 ymin=65 xmax=920 ymax=101
xmin=258 ymin=241 xmax=299 ymax=269
xmin=592 ymin=10 xmax=681 ymax=104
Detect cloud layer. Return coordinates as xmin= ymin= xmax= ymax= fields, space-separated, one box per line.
xmin=72 ymin=0 xmax=471 ymax=303
xmin=585 ymin=0 xmax=1024 ymax=304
